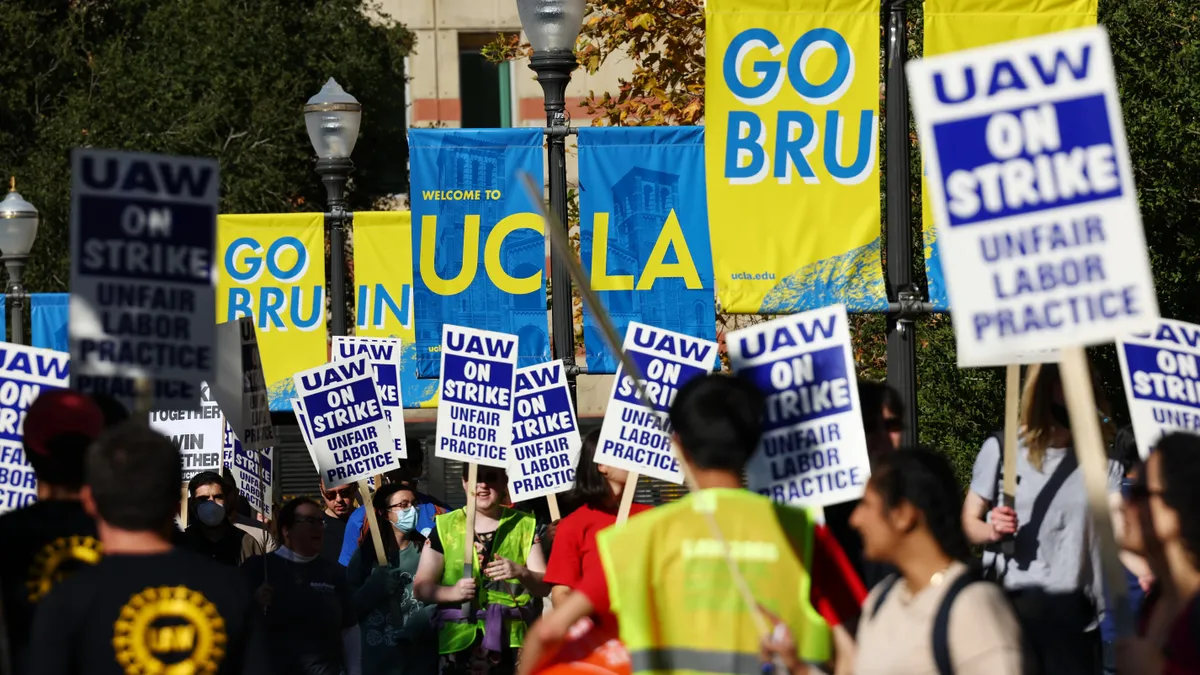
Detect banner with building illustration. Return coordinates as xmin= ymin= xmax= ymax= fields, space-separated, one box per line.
xmin=577 ymin=127 xmax=717 ymax=373
xmin=353 ymin=211 xmax=439 ymax=408
xmin=921 ymin=0 xmax=1098 ymax=309
xmin=217 ymin=214 xmax=327 ymax=411
xmin=704 ymin=0 xmax=887 ymax=314
xmin=408 ymin=128 xmax=550 ymax=377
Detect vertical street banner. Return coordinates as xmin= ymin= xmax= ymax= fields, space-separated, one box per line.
xmin=907 ymin=27 xmax=1158 ymax=366
xmin=332 ymin=336 xmax=408 ymax=459
xmin=577 ymin=127 xmax=716 ymax=373
xmin=409 ymin=129 xmax=549 ymax=377
xmin=507 ymin=361 xmax=581 ymax=502
xmin=922 ymin=0 xmax=1098 ymax=309
xmin=293 ymin=357 xmax=397 ymax=488
xmin=150 ymin=400 xmax=224 ymax=482
xmin=69 ymin=149 xmax=217 ymax=410
xmin=728 ymin=305 xmax=869 ymax=507
xmin=704 ymin=0 xmax=887 ymax=314
xmin=0 ymin=346 xmax=69 ymax=513
xmin=1118 ymin=320 xmax=1200 ymax=459
xmin=353 ymin=212 xmax=439 ymax=408
xmin=217 ymin=213 xmax=326 ymax=411
xmin=31 ymin=294 xmax=70 ymax=353
xmin=595 ymin=323 xmax=717 ymax=484
xmin=434 ymin=325 xmax=518 ymax=469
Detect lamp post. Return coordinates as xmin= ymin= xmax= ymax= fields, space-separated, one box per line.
xmin=305 ymin=78 xmax=362 ymax=338
xmin=0 ymin=178 xmax=39 ymax=345
xmin=518 ymin=0 xmax=586 ymax=370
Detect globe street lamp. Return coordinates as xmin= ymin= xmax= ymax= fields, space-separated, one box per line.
xmin=305 ymin=78 xmax=362 ymax=337
xmin=518 ymin=0 xmax=586 ymax=368
xmin=0 ymin=178 xmax=38 ymax=345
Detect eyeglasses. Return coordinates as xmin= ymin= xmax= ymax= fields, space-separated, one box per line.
xmin=388 ymin=500 xmax=415 ymax=511
xmin=883 ymin=417 xmax=904 ymax=433
xmin=323 ymin=489 xmax=356 ymax=501
xmin=1126 ymin=484 xmax=1164 ymax=502
xmin=477 ymin=471 xmax=505 ymax=484
xmin=293 ymin=515 xmax=325 ymax=526
xmin=193 ymin=494 xmax=225 ymax=503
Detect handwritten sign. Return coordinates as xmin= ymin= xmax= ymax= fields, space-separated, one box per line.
xmin=332 ymin=336 xmax=407 ymax=459
xmin=1118 ymin=319 xmax=1200 ymax=459
xmin=0 ymin=346 xmax=70 ymax=513
xmin=435 ymin=325 xmax=518 ymax=469
xmin=507 ymin=361 xmax=581 ymax=502
xmin=728 ymin=306 xmax=869 ymax=507
xmin=595 ymin=322 xmax=716 ymax=484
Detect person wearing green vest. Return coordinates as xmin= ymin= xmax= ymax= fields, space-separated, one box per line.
xmin=414 ymin=464 xmax=550 ymax=675
xmin=517 ymin=373 xmax=865 ymax=675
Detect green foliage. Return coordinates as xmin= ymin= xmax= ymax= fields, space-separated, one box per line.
xmin=0 ymin=0 xmax=413 ymax=294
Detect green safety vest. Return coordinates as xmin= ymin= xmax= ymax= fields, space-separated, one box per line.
xmin=435 ymin=507 xmax=537 ymax=654
xmin=596 ymin=489 xmax=832 ymax=675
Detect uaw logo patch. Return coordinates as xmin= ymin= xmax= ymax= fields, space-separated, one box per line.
xmin=113 ymin=586 xmax=226 ymax=675
xmin=26 ymin=535 xmax=103 ymax=603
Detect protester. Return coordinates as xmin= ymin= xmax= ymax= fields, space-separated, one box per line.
xmin=852 ymin=448 xmax=1025 ymax=675
xmin=1102 ymin=427 xmax=1151 ymax=675
xmin=0 ymin=391 xmax=107 ymax=674
xmin=881 ymin=385 xmax=906 ymax=450
xmin=517 ymin=373 xmax=866 ymax=675
xmin=961 ymin=362 xmax=1121 ymax=675
xmin=346 ymin=482 xmax=438 ymax=675
xmin=1118 ymin=432 xmax=1200 ymax=674
xmin=180 ymin=471 xmax=258 ymax=566
xmin=27 ymin=423 xmax=267 ymax=674
xmin=543 ymin=429 xmax=651 ymax=605
xmin=413 ymin=464 xmax=549 ymax=675
xmin=322 ymin=481 xmax=359 ymax=564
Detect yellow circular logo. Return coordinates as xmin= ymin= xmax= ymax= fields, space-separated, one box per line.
xmin=26 ymin=535 xmax=104 ymax=603
xmin=112 ymin=586 xmax=227 ymax=675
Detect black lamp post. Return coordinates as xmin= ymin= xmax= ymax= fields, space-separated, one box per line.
xmin=0 ymin=178 xmax=38 ymax=346
xmin=305 ymin=78 xmax=362 ymax=338
xmin=518 ymin=0 xmax=587 ymax=369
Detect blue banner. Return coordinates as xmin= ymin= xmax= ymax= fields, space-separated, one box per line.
xmin=409 ymin=129 xmax=549 ymax=378
xmin=578 ymin=127 xmax=717 ymax=374
xmin=31 ymin=294 xmax=69 ymax=352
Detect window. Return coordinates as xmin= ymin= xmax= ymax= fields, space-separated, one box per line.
xmin=458 ymin=33 xmax=517 ymax=128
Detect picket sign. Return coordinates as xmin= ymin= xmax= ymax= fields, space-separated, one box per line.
xmin=908 ymin=26 xmax=1159 ymax=639
xmin=507 ymin=361 xmax=581 ymax=506
xmin=332 ymin=336 xmax=408 ymax=462
xmin=1117 ymin=319 xmax=1200 ymax=458
xmin=0 ymin=345 xmax=70 ymax=515
xmin=150 ymin=400 xmax=224 ymax=483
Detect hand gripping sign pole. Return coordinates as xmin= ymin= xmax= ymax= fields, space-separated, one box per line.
xmin=519 ymin=172 xmax=779 ymax=644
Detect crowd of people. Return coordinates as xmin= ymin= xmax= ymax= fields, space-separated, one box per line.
xmin=2 ymin=356 xmax=1200 ymax=675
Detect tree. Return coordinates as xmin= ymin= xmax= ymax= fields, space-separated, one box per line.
xmin=0 ymin=0 xmax=414 ymax=296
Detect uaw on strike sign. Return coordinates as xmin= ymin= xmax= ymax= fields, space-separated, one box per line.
xmin=69 ymin=149 xmax=217 ymax=408
xmin=908 ymin=27 xmax=1157 ymax=367
xmin=1118 ymin=320 xmax=1200 ymax=460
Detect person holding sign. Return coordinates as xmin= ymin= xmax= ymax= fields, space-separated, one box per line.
xmin=413 ymin=465 xmax=549 ymax=675
xmin=519 ymin=374 xmax=866 ymax=675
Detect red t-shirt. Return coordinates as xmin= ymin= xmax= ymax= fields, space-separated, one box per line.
xmin=544 ymin=503 xmax=654 ymax=589
xmin=578 ymin=522 xmax=865 ymax=628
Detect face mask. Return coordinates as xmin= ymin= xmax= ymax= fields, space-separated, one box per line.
xmin=1051 ymin=403 xmax=1071 ymax=429
xmin=196 ymin=501 xmax=226 ymax=527
xmin=392 ymin=507 xmax=418 ymax=533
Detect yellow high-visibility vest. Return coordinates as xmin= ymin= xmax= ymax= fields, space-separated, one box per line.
xmin=596 ymin=489 xmax=831 ymax=675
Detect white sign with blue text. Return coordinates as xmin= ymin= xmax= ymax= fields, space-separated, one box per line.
xmin=69 ymin=149 xmax=218 ymax=408
xmin=435 ymin=325 xmax=519 ymax=469
xmin=224 ymin=421 xmax=274 ymax=517
xmin=1118 ymin=319 xmax=1200 ymax=460
xmin=293 ymin=357 xmax=398 ymax=489
xmin=595 ymin=322 xmax=717 ymax=485
xmin=0 ymin=346 xmax=70 ymax=514
xmin=333 ymin=336 xmax=407 ymax=459
xmin=508 ymin=361 xmax=581 ymax=502
xmin=908 ymin=27 xmax=1158 ymax=367
xmin=728 ymin=306 xmax=869 ymax=508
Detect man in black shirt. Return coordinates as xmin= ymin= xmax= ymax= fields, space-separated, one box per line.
xmin=319 ymin=481 xmax=357 ymax=564
xmin=0 ymin=390 xmax=107 ymax=674
xmin=28 ymin=423 xmax=267 ymax=674
xmin=180 ymin=471 xmax=254 ymax=566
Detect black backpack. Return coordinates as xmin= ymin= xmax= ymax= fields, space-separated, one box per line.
xmin=870 ymin=571 xmax=982 ymax=675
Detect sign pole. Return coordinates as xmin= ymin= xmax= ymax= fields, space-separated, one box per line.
xmin=1001 ymin=364 xmax=1020 ymax=557
xmin=179 ymin=487 xmax=189 ymax=529
xmin=357 ymin=478 xmax=388 ymax=565
xmin=546 ymin=493 xmax=561 ymax=522
xmin=462 ymin=462 xmax=479 ymax=618
xmin=616 ymin=473 xmax=639 ymax=524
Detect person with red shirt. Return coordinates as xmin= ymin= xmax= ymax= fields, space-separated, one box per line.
xmin=543 ymin=430 xmax=652 ymax=606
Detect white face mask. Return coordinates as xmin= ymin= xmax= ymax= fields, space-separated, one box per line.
xmin=196 ymin=501 xmax=226 ymax=527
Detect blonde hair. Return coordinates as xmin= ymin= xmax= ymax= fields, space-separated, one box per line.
xmin=1019 ymin=361 xmax=1115 ymax=472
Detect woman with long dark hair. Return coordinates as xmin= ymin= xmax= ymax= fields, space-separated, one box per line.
xmin=346 ymin=482 xmax=437 ymax=675
xmin=851 ymin=448 xmax=1024 ymax=675
xmin=543 ymin=430 xmax=651 ymax=605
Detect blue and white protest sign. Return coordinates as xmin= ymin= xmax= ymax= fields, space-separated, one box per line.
xmin=907 ymin=27 xmax=1158 ymax=367
xmin=151 ymin=400 xmax=223 ymax=482
xmin=224 ymin=421 xmax=274 ymax=517
xmin=435 ymin=325 xmax=518 ymax=469
xmin=293 ymin=357 xmax=398 ymax=488
xmin=595 ymin=322 xmax=716 ymax=484
xmin=1118 ymin=319 xmax=1200 ymax=459
xmin=508 ymin=361 xmax=581 ymax=502
xmin=69 ymin=149 xmax=218 ymax=408
xmin=333 ymin=336 xmax=407 ymax=459
xmin=728 ymin=306 xmax=869 ymax=507
xmin=0 ymin=346 xmax=69 ymax=513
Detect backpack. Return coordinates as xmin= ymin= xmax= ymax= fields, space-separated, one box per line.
xmin=870 ymin=570 xmax=982 ymax=675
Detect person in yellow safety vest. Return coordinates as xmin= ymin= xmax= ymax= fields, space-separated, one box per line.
xmin=518 ymin=373 xmax=866 ymax=675
xmin=414 ymin=463 xmax=551 ymax=675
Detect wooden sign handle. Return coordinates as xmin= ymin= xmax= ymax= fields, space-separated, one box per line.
xmin=547 ymin=493 xmax=562 ymax=521
xmin=357 ymin=479 xmax=388 ymax=566
xmin=616 ymin=472 xmax=639 ymax=524
xmin=462 ymin=463 xmax=478 ymax=618
xmin=1002 ymin=364 xmax=1021 ymax=504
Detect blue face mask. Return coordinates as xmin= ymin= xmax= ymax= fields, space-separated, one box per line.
xmin=393 ymin=507 xmax=418 ymax=533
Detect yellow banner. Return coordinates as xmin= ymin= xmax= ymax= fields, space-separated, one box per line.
xmin=705 ymin=0 xmax=886 ymax=314
xmin=216 ymin=214 xmax=326 ymax=411
xmin=922 ymin=0 xmax=1098 ymax=308
xmin=353 ymin=212 xmax=439 ymax=408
